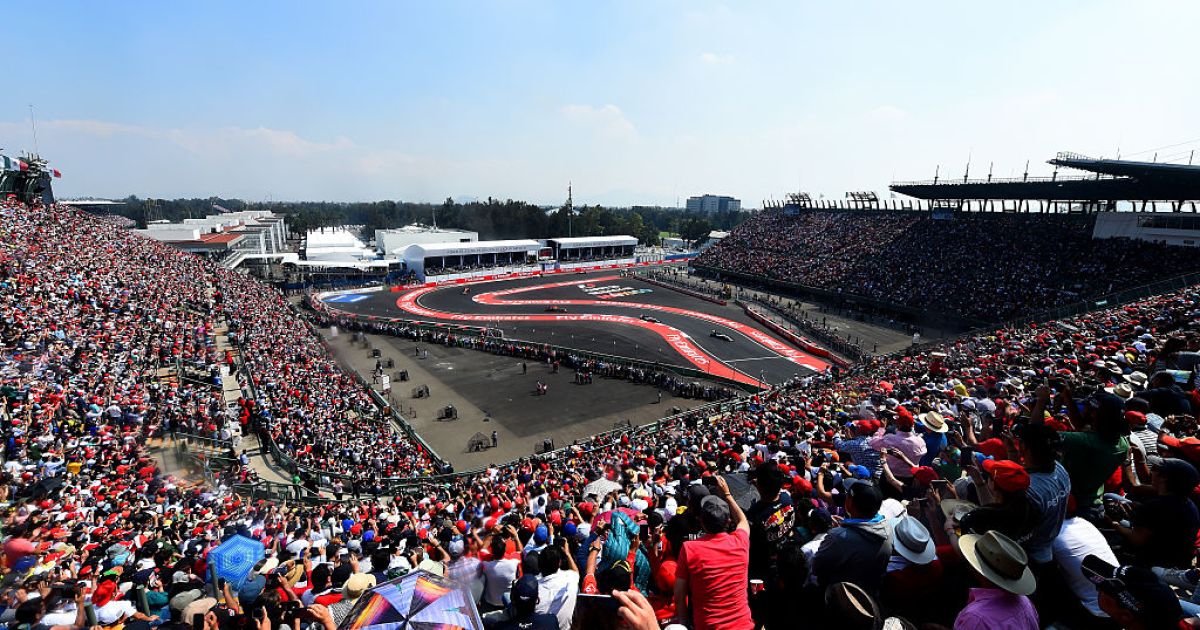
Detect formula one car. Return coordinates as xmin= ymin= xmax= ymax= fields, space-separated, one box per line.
xmin=640 ymin=315 xmax=660 ymax=323
xmin=545 ymin=305 xmax=568 ymax=313
xmin=710 ymin=330 xmax=734 ymax=342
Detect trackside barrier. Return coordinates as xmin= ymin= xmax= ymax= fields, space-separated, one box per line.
xmin=737 ymin=300 xmax=850 ymax=368
xmin=636 ymin=274 xmax=727 ymax=305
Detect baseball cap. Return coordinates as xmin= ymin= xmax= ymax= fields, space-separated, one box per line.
xmin=1081 ymin=555 xmax=1184 ymax=628
xmin=982 ymin=459 xmax=1030 ymax=493
xmin=510 ymin=575 xmax=540 ymax=606
xmin=1155 ymin=458 xmax=1200 ymax=497
xmin=846 ymin=464 xmax=871 ymax=479
xmin=698 ymin=495 xmax=730 ymax=532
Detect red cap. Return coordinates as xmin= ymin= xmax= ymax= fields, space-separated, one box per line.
xmin=982 ymin=459 xmax=1031 ymax=493
xmin=977 ymin=438 xmax=1007 ymax=461
xmin=911 ymin=466 xmax=938 ymax=486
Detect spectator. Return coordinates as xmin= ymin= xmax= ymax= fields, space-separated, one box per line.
xmin=534 ymin=545 xmax=579 ymax=630
xmin=868 ymin=407 xmax=927 ymax=490
xmin=493 ymin=575 xmax=558 ymax=630
xmin=1082 ymin=555 xmax=1188 ymax=630
xmin=954 ymin=530 xmax=1039 ymax=630
xmin=812 ymin=481 xmax=892 ymax=593
xmin=1052 ymin=508 xmax=1120 ymax=625
xmin=746 ymin=461 xmax=796 ymax=626
xmin=881 ymin=516 xmax=944 ymax=623
xmin=1060 ymin=392 xmax=1130 ymax=516
xmin=1113 ymin=458 xmax=1200 ymax=569
xmin=674 ymin=475 xmax=753 ymax=630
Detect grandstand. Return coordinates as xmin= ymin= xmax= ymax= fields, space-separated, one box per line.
xmin=695 ymin=207 xmax=1200 ymax=326
xmin=5 ymin=197 xmax=1200 ymax=629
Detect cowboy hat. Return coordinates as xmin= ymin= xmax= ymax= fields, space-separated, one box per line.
xmin=892 ymin=516 xmax=937 ymax=565
xmin=939 ymin=499 xmax=977 ymax=524
xmin=1105 ymin=383 xmax=1134 ymax=400
xmin=824 ymin=581 xmax=880 ymax=628
xmin=918 ymin=411 xmax=948 ymax=434
xmin=256 ymin=557 xmax=279 ymax=576
xmin=959 ymin=530 xmax=1036 ymax=596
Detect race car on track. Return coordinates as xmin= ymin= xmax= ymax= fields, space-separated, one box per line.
xmin=710 ymin=330 xmax=734 ymax=342
xmin=640 ymin=315 xmax=660 ymax=323
xmin=545 ymin=305 xmax=567 ymax=313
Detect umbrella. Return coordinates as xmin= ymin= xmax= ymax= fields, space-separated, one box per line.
xmin=206 ymin=535 xmax=264 ymax=590
xmin=581 ymin=478 xmax=621 ymax=500
xmin=339 ymin=570 xmax=482 ymax=630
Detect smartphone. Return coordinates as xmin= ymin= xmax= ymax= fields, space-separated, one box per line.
xmin=959 ymin=446 xmax=976 ymax=468
xmin=574 ymin=593 xmax=622 ymax=614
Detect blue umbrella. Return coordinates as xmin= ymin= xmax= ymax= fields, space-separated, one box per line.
xmin=207 ymin=534 xmax=264 ymax=590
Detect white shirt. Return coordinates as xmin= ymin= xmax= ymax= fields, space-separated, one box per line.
xmin=536 ymin=569 xmax=579 ymax=630
xmin=1052 ymin=517 xmax=1117 ymax=617
xmin=481 ymin=557 xmax=519 ymax=607
xmin=286 ymin=538 xmax=310 ymax=556
xmin=801 ymin=533 xmax=827 ymax=585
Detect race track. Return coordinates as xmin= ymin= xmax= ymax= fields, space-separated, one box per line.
xmin=317 ymin=270 xmax=829 ymax=387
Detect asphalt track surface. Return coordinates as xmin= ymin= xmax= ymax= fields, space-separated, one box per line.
xmin=318 ymin=270 xmax=830 ymax=387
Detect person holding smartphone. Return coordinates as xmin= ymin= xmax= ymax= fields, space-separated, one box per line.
xmin=673 ymin=475 xmax=753 ymax=630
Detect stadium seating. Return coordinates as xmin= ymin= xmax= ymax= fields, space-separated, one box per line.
xmin=3 ymin=200 xmax=1200 ymax=629
xmin=695 ymin=209 xmax=1200 ymax=321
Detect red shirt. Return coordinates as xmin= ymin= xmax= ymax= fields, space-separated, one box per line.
xmin=677 ymin=529 xmax=753 ymax=630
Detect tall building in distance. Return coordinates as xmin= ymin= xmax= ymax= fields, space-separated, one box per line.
xmin=686 ymin=194 xmax=741 ymax=213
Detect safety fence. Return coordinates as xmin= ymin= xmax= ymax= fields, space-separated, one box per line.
xmin=992 ymin=270 xmax=1200 ymax=331
xmin=737 ymin=300 xmax=851 ymax=368
xmin=635 ymin=273 xmax=727 ymax=305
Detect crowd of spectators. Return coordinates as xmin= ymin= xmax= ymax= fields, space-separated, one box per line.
xmin=696 ymin=209 xmax=1200 ymax=321
xmin=5 ymin=201 xmax=1200 ymax=629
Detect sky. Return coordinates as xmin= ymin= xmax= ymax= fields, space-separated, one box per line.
xmin=1 ymin=1 xmax=1197 ymax=207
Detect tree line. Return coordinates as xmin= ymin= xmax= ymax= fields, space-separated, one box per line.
xmin=112 ymin=195 xmax=747 ymax=246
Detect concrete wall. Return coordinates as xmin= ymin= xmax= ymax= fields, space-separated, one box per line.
xmin=377 ymin=229 xmax=478 ymax=256
xmin=1093 ymin=213 xmax=1200 ymax=247
xmin=138 ymin=227 xmax=201 ymax=241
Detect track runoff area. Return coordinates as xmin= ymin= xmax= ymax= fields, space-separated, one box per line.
xmin=319 ymin=269 xmax=830 ymax=388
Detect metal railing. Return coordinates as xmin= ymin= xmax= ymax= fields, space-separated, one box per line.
xmin=991 ymin=270 xmax=1200 ymax=331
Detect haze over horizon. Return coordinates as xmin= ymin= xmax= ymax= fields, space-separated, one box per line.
xmin=2 ymin=0 xmax=1197 ymax=207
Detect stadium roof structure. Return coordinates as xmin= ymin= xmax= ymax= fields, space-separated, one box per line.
xmin=403 ymin=239 xmax=542 ymax=258
xmin=546 ymin=235 xmax=638 ymax=248
xmin=890 ymin=152 xmax=1200 ymax=208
